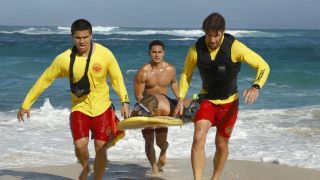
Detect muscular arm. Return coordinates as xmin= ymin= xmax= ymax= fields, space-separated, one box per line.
xmin=169 ymin=65 xmax=179 ymax=99
xmin=134 ymin=67 xmax=147 ymax=102
xmin=232 ymin=40 xmax=270 ymax=88
xmin=107 ymin=53 xmax=129 ymax=103
xmin=22 ymin=56 xmax=66 ymax=109
xmin=18 ymin=55 xmax=67 ymax=121
xmin=106 ymin=52 xmax=130 ymax=118
xmin=175 ymin=46 xmax=197 ymax=115
xmin=232 ymin=40 xmax=270 ymax=104
xmin=179 ymin=46 xmax=197 ymax=98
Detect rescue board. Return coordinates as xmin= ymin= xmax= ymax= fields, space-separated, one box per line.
xmin=117 ymin=116 xmax=183 ymax=130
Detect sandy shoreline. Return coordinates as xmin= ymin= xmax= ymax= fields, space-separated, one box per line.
xmin=1 ymin=158 xmax=319 ymax=180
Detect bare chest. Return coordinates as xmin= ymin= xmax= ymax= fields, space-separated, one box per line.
xmin=145 ymin=69 xmax=172 ymax=88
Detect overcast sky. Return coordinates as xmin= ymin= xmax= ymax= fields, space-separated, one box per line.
xmin=0 ymin=0 xmax=319 ymax=29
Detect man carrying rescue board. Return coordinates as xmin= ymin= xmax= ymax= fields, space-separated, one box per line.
xmin=176 ymin=12 xmax=270 ymax=180
xmin=17 ymin=19 xmax=130 ymax=180
xmin=133 ymin=40 xmax=179 ymax=175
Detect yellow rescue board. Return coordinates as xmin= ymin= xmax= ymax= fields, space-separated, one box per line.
xmin=117 ymin=116 xmax=183 ymax=130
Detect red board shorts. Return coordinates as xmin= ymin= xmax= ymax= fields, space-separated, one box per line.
xmin=70 ymin=106 xmax=124 ymax=144
xmin=195 ymin=99 xmax=239 ymax=139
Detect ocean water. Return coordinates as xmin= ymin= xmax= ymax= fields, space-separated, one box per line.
xmin=0 ymin=26 xmax=319 ymax=170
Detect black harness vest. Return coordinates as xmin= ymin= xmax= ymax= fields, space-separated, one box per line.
xmin=196 ymin=33 xmax=241 ymax=100
xmin=69 ymin=43 xmax=93 ymax=98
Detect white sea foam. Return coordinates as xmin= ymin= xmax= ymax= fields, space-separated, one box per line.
xmin=106 ymin=38 xmax=135 ymax=41
xmin=0 ymin=26 xmax=119 ymax=35
xmin=226 ymin=30 xmax=280 ymax=38
xmin=58 ymin=26 xmax=119 ymax=34
xmin=169 ymin=38 xmax=196 ymax=41
xmin=0 ymin=27 xmax=59 ymax=35
xmin=1 ymin=99 xmax=319 ymax=170
xmin=126 ymin=69 xmax=138 ymax=74
xmin=0 ymin=26 xmax=285 ymax=38
xmin=266 ymin=82 xmax=290 ymax=88
xmin=261 ymin=157 xmax=282 ymax=164
xmin=92 ymin=26 xmax=119 ymax=33
xmin=113 ymin=29 xmax=203 ymax=37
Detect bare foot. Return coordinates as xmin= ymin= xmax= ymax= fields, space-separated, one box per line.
xmin=151 ymin=164 xmax=159 ymax=175
xmin=79 ymin=165 xmax=90 ymax=180
xmin=157 ymin=151 xmax=166 ymax=171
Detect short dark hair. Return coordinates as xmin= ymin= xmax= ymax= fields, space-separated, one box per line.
xmin=202 ymin=12 xmax=225 ymax=33
xmin=149 ymin=40 xmax=165 ymax=50
xmin=71 ymin=19 xmax=92 ymax=35
xmin=140 ymin=95 xmax=158 ymax=114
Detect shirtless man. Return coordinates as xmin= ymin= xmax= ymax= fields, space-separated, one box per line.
xmin=134 ymin=40 xmax=179 ymax=174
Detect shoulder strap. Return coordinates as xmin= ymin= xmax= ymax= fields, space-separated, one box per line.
xmin=69 ymin=46 xmax=77 ymax=89
xmin=84 ymin=42 xmax=93 ymax=75
xmin=69 ymin=43 xmax=93 ymax=89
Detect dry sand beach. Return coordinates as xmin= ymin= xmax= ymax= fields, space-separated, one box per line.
xmin=1 ymin=158 xmax=319 ymax=180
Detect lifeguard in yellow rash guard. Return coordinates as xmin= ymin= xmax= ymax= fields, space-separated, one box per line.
xmin=176 ymin=12 xmax=270 ymax=180
xmin=17 ymin=19 xmax=130 ymax=180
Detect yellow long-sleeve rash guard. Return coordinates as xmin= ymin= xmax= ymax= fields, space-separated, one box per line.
xmin=179 ymin=35 xmax=270 ymax=104
xmin=22 ymin=43 xmax=129 ymax=117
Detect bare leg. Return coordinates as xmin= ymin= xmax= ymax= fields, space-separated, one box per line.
xmin=93 ymin=140 xmax=107 ymax=180
xmin=155 ymin=128 xmax=169 ymax=170
xmin=191 ymin=120 xmax=212 ymax=180
xmin=74 ymin=137 xmax=91 ymax=180
xmin=211 ymin=132 xmax=229 ymax=180
xmin=142 ymin=129 xmax=158 ymax=174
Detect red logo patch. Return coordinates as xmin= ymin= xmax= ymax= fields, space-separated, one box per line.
xmin=92 ymin=63 xmax=102 ymax=73
xmin=225 ymin=126 xmax=233 ymax=135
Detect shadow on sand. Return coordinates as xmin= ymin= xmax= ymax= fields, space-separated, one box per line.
xmin=0 ymin=160 xmax=165 ymax=180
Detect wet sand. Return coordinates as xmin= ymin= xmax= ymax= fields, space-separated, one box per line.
xmin=1 ymin=158 xmax=320 ymax=180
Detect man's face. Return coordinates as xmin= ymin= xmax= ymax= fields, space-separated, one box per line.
xmin=149 ymin=45 xmax=165 ymax=64
xmin=72 ymin=30 xmax=92 ymax=55
xmin=204 ymin=30 xmax=224 ymax=50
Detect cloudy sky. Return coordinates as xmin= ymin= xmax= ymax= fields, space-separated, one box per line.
xmin=0 ymin=0 xmax=319 ymax=29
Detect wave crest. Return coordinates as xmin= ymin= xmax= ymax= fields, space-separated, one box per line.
xmin=0 ymin=26 xmax=285 ymax=38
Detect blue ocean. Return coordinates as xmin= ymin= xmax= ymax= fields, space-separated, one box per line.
xmin=0 ymin=26 xmax=319 ymax=170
